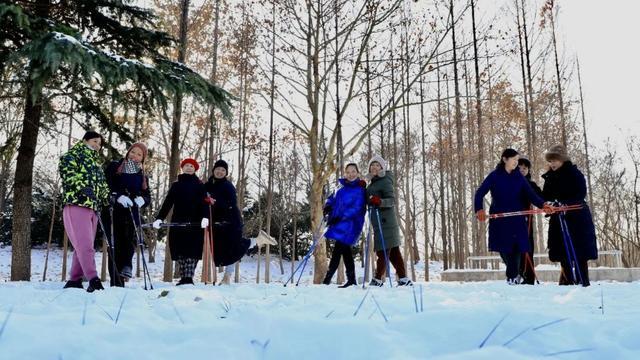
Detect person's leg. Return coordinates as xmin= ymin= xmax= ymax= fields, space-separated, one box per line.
xmin=559 ymin=260 xmax=574 ymax=285
xmin=341 ymin=243 xmax=356 ymax=284
xmin=499 ymin=252 xmax=510 ymax=280
xmin=63 ymin=206 xmax=98 ymax=281
xmin=578 ymin=259 xmax=590 ymax=287
xmin=389 ymin=246 xmax=407 ymax=279
xmin=374 ymin=249 xmax=386 ymax=281
xmin=323 ymin=241 xmax=342 ymax=284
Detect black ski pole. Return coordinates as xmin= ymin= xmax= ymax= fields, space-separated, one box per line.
xmin=128 ymin=207 xmax=153 ymax=290
xmin=96 ymin=209 xmax=122 ymax=287
xmin=136 ymin=207 xmax=155 ymax=289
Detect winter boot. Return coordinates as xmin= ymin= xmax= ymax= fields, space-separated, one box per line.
xmin=63 ymin=279 xmax=83 ymax=289
xmin=86 ymin=277 xmax=104 ymax=293
xmin=397 ymin=277 xmax=413 ymax=286
xmin=120 ymin=266 xmax=133 ymax=279
xmin=369 ymin=278 xmax=384 ymax=287
xmin=338 ymin=279 xmax=357 ymax=288
xmin=322 ymin=275 xmax=332 ymax=285
xmin=177 ymin=277 xmax=194 ymax=286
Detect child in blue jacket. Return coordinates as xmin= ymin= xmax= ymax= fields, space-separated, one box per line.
xmin=322 ymin=163 xmax=367 ymax=287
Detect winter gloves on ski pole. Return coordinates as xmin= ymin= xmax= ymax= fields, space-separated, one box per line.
xmin=117 ymin=195 xmax=134 ymax=208
xmin=368 ymin=195 xmax=382 ymax=208
xmin=117 ymin=195 xmax=145 ymax=208
xmin=201 ymin=218 xmax=209 ymax=229
xmin=134 ymin=196 xmax=145 ymax=208
xmin=152 ymin=219 xmax=163 ymax=229
xmin=542 ymin=202 xmax=555 ymax=215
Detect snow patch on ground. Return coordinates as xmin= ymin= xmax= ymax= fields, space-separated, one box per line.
xmin=1 ymin=246 xmax=639 ymax=359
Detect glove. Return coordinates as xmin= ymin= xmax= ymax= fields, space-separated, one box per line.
xmin=368 ymin=195 xmax=382 ymax=207
xmin=152 ymin=219 xmax=163 ymax=229
xmin=543 ymin=203 xmax=555 ymax=215
xmin=81 ymin=187 xmax=96 ymax=202
xmin=134 ymin=196 xmax=145 ymax=208
xmin=323 ymin=205 xmax=332 ymax=216
xmin=476 ymin=209 xmax=487 ymax=222
xmin=204 ymin=196 xmax=215 ymax=205
xmin=201 ymin=218 xmax=210 ymax=228
xmin=117 ymin=195 xmax=133 ymax=208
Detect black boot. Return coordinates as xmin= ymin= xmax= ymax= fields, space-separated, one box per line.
xmin=177 ymin=277 xmax=194 ymax=286
xmin=63 ymin=279 xmax=83 ymax=289
xmin=322 ymin=275 xmax=332 ymax=285
xmin=86 ymin=277 xmax=104 ymax=293
xmin=338 ymin=278 xmax=357 ymax=288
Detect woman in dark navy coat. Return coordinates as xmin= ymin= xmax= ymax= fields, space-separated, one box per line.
xmin=475 ymin=148 xmax=553 ymax=284
xmin=542 ymin=145 xmax=597 ymax=286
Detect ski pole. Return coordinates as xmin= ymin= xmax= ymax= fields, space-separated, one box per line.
xmin=559 ymin=212 xmax=584 ymax=285
xmin=96 ymin=209 xmax=122 ymax=287
xmin=128 ymin=207 xmax=153 ymax=290
xmin=141 ymin=222 xmax=200 ymax=228
xmin=207 ymin=196 xmax=216 ymax=285
xmin=373 ymin=207 xmax=393 ymax=288
xmin=296 ymin=218 xmax=328 ymax=286
xmin=284 ymin=218 xmax=326 ymax=287
xmin=136 ymin=207 xmax=155 ymax=289
xmin=489 ymin=204 xmax=583 ymax=219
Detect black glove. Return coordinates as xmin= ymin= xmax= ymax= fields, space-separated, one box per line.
xmin=323 ymin=205 xmax=332 ymax=216
xmin=81 ymin=187 xmax=96 ymax=202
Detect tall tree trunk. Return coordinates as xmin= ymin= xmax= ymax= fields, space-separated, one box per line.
xmin=206 ymin=0 xmax=221 ymax=174
xmin=264 ymin=3 xmax=278 ymax=284
xmin=471 ymin=0 xmax=486 ymax=261
xmin=548 ymin=2 xmax=567 ymax=147
xmin=164 ymin=0 xmax=190 ymax=282
xmin=576 ymin=58 xmax=594 ymax=209
xmin=419 ymin=58 xmax=429 ymax=281
xmin=450 ymin=0 xmax=466 ymax=269
xmin=11 ymin=0 xmax=50 ymax=279
xmin=436 ymin=59 xmax=449 ymax=270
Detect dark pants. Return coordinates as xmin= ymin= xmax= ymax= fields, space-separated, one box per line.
xmin=107 ymin=208 xmax=137 ymax=286
xmin=324 ymin=241 xmax=356 ymax=284
xmin=375 ymin=246 xmax=407 ymax=280
xmin=500 ymin=251 xmax=521 ymax=280
xmin=560 ymin=259 xmax=590 ymax=286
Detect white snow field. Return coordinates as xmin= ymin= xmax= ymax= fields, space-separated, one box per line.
xmin=1 ymin=246 xmax=639 ymax=360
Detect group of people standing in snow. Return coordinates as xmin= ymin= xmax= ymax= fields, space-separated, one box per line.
xmin=58 ymin=131 xmax=273 ymax=291
xmin=57 ymin=130 xmax=595 ymax=292
xmin=474 ymin=145 xmax=597 ymax=286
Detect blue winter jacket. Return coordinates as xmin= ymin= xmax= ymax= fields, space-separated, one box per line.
xmin=324 ymin=178 xmax=367 ymax=246
xmin=474 ymin=167 xmax=545 ymax=253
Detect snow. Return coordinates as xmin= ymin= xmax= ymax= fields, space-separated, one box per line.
xmin=1 ymin=246 xmax=639 ymax=359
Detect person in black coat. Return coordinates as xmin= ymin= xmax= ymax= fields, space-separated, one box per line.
xmin=104 ymin=143 xmax=151 ymax=286
xmin=153 ymin=158 xmax=209 ymax=285
xmin=542 ymin=145 xmax=597 ymax=287
xmin=517 ymin=157 xmax=543 ymax=285
xmin=204 ymin=159 xmax=252 ymax=285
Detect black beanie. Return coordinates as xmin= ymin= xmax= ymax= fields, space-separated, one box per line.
xmin=213 ymin=159 xmax=228 ymax=174
xmin=82 ymin=131 xmax=103 ymax=142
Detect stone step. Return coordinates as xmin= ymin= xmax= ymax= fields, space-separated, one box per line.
xmin=441 ymin=267 xmax=640 ymax=282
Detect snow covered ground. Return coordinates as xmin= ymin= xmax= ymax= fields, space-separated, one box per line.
xmin=1 ymin=245 xmax=639 ymax=359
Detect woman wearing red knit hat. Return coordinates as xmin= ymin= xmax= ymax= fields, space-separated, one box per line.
xmin=153 ymin=158 xmax=210 ymax=285
xmin=104 ymin=142 xmax=151 ymax=286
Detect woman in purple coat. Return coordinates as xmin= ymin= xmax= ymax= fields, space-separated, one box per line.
xmin=322 ymin=163 xmax=367 ymax=288
xmin=474 ymin=149 xmax=553 ymax=284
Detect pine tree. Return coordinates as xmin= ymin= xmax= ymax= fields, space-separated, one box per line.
xmin=0 ymin=0 xmax=233 ymax=280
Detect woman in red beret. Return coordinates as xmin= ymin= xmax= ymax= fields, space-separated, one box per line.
xmin=153 ymin=158 xmax=210 ymax=285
